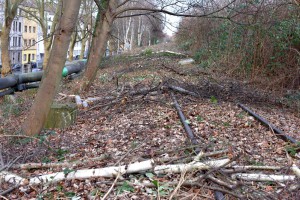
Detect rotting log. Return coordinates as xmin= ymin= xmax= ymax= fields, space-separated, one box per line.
xmin=238 ymin=103 xmax=297 ymax=144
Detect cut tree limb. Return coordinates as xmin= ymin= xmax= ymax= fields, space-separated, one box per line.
xmin=291 ymin=164 xmax=300 ymax=177
xmin=232 ymin=173 xmax=296 ymax=182
xmin=168 ymin=85 xmax=199 ymax=98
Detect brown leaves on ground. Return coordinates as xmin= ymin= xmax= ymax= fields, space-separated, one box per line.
xmin=0 ymin=43 xmax=300 ymax=199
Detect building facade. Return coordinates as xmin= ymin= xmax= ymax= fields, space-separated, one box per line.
xmin=0 ymin=1 xmax=23 ymax=66
xmin=22 ymin=8 xmax=37 ymax=64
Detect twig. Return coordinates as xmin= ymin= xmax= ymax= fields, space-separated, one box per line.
xmin=207 ymin=174 xmax=236 ymax=190
xmin=0 ymin=135 xmax=51 ymax=149
xmin=102 ymin=173 xmax=121 ymax=200
xmin=115 ymin=136 xmax=149 ymax=165
xmin=0 ymin=156 xmax=22 ymax=172
xmin=169 ymin=169 xmax=187 ymax=200
xmin=10 ymin=154 xmax=110 ymax=170
xmin=0 ymin=195 xmax=9 ymax=200
xmin=0 ymin=184 xmax=20 ymax=196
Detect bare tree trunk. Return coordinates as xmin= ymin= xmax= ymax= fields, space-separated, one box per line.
xmin=43 ymin=38 xmax=51 ymax=69
xmin=0 ymin=26 xmax=12 ymax=76
xmin=79 ymin=0 xmax=116 ymax=92
xmin=130 ymin=21 xmax=134 ymax=50
xmin=68 ymin=30 xmax=77 ymax=61
xmin=42 ymin=1 xmax=62 ymax=69
xmin=80 ymin=36 xmax=87 ymax=59
xmin=22 ymin=0 xmax=81 ymax=136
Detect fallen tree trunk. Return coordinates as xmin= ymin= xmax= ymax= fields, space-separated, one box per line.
xmin=0 ymin=158 xmax=229 ymax=186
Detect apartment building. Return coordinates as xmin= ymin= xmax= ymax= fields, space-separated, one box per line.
xmin=22 ymin=8 xmax=38 ymax=65
xmin=36 ymin=12 xmax=54 ymax=62
xmin=0 ymin=0 xmax=23 ymax=65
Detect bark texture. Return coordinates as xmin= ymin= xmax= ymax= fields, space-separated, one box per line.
xmin=22 ymin=0 xmax=81 ymax=136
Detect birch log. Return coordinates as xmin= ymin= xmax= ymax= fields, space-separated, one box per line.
xmin=291 ymin=164 xmax=300 ymax=177
xmin=1 ymin=159 xmax=229 ymax=186
xmin=232 ymin=173 xmax=296 ymax=182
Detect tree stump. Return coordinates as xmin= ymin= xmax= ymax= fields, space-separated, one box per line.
xmin=44 ymin=103 xmax=77 ymax=129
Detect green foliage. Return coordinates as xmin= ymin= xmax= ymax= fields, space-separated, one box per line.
xmin=179 ymin=40 xmax=193 ymax=50
xmin=99 ymin=73 xmax=108 ymax=82
xmin=63 ymin=168 xmax=74 ymax=175
xmin=143 ymin=48 xmax=153 ymax=56
xmin=285 ymin=142 xmax=300 ymax=157
xmin=56 ymin=148 xmax=69 ymax=161
xmin=210 ymin=96 xmax=218 ymax=104
xmin=196 ymin=115 xmax=204 ymax=122
xmin=117 ymin=181 xmax=135 ymax=194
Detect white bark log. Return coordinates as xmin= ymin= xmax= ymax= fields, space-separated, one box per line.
xmin=0 ymin=171 xmax=27 ymax=185
xmin=2 ymin=158 xmax=229 ymax=186
xmin=75 ymin=95 xmax=83 ymax=107
xmin=291 ymin=164 xmax=300 ymax=177
xmin=232 ymin=173 xmax=296 ymax=182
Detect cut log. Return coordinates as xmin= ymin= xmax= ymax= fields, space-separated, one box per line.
xmin=75 ymin=95 xmax=83 ymax=107
xmin=232 ymin=173 xmax=296 ymax=182
xmin=291 ymin=164 xmax=300 ymax=177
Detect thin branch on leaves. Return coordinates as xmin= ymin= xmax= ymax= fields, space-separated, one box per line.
xmin=10 ymin=154 xmax=110 ymax=170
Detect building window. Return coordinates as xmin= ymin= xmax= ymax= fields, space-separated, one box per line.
xmin=19 ymin=22 xmax=21 ymax=32
xmin=18 ymin=52 xmax=21 ymax=62
xmin=18 ymin=37 xmax=21 ymax=47
xmin=28 ymin=39 xmax=31 ymax=46
xmin=32 ymin=39 xmax=35 ymax=45
xmin=29 ymin=26 xmax=31 ymax=33
xmin=24 ymin=25 xmax=27 ymax=32
xmin=48 ymin=25 xmax=50 ymax=30
xmin=32 ymin=54 xmax=35 ymax=60
xmin=33 ymin=26 xmax=36 ymax=33
xmin=13 ymin=22 xmax=15 ymax=31
xmin=23 ymin=54 xmax=27 ymax=61
xmin=13 ymin=37 xmax=16 ymax=46
xmin=24 ymin=39 xmax=27 ymax=46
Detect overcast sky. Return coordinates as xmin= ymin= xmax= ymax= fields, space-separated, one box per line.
xmin=164 ymin=14 xmax=181 ymax=36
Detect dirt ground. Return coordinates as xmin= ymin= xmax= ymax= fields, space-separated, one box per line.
xmin=0 ymin=43 xmax=300 ymax=199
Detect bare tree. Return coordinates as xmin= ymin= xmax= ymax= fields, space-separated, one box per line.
xmin=22 ymin=0 xmax=82 ymax=136
xmin=19 ymin=0 xmax=62 ymax=68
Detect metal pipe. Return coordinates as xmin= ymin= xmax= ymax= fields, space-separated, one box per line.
xmin=0 ymin=88 xmax=14 ymax=97
xmin=0 ymin=60 xmax=87 ymax=93
xmin=238 ymin=103 xmax=297 ymax=144
xmin=18 ymin=71 xmax=43 ymax=84
xmin=0 ymin=75 xmax=18 ymax=90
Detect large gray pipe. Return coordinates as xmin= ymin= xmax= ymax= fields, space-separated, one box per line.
xmin=0 ymin=75 xmax=18 ymax=90
xmin=0 ymin=60 xmax=86 ymax=91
